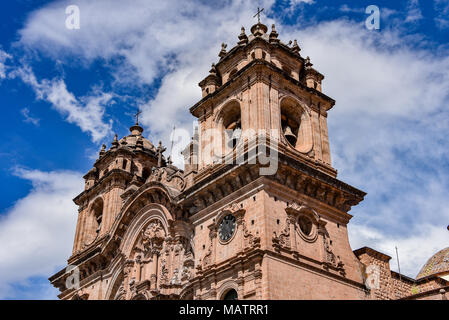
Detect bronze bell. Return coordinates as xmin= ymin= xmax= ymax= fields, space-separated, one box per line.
xmin=227 ymin=128 xmax=241 ymax=148
xmin=227 ymin=121 xmax=237 ymax=130
xmin=284 ymin=125 xmax=296 ymax=139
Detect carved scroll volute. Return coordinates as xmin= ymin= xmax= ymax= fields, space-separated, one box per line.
xmin=317 ymin=220 xmax=344 ymax=274
xmin=201 ymin=224 xmax=217 ymax=269
xmin=232 ymin=205 xmax=246 ymax=252
xmin=123 ymin=259 xmax=134 ymax=299
xmin=317 ymin=219 xmax=330 ymax=263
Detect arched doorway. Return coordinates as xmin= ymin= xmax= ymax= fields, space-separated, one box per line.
xmin=222 ymin=289 xmax=238 ymax=300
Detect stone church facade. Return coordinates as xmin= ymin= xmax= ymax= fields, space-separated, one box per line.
xmin=49 ymin=20 xmax=449 ymax=300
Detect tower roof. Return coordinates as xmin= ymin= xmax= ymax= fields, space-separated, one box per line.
xmin=416 ymin=247 xmax=449 ymax=279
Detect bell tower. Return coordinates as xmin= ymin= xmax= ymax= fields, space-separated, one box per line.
xmin=183 ymin=18 xmax=368 ymax=299
xmin=70 ymin=121 xmax=161 ymax=258
xmin=190 ymin=22 xmax=334 ymax=178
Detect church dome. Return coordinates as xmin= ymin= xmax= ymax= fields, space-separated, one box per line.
xmin=416 ymin=247 xmax=449 ymax=279
xmin=116 ymin=123 xmax=156 ymax=153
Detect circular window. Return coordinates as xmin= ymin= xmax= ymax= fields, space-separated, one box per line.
xmin=218 ymin=214 xmax=236 ymax=242
xmin=298 ymin=215 xmax=313 ymax=236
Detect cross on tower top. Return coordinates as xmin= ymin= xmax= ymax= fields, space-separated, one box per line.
xmin=253 ymin=7 xmax=264 ymax=24
xmin=134 ymin=109 xmax=142 ymax=125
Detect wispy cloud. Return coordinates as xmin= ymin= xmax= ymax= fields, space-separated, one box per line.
xmin=0 ymin=49 xmax=11 ymax=79
xmin=434 ymin=0 xmax=449 ymax=29
xmin=0 ymin=168 xmax=82 ymax=299
xmin=405 ymin=0 xmax=423 ymax=23
xmin=284 ymin=19 xmax=449 ymax=277
xmin=13 ymin=66 xmax=113 ymax=142
xmin=10 ymin=0 xmax=449 ymax=290
xmin=21 ymin=107 xmax=40 ymax=126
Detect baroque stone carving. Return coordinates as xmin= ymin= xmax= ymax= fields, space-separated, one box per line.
xmin=242 ymin=219 xmax=260 ymax=248
xmin=272 ymin=218 xmax=291 ymax=251
xmin=319 ymin=224 xmax=345 ymax=275
xmin=148 ymin=167 xmax=186 ymax=192
xmin=142 ymin=220 xmax=165 ymax=253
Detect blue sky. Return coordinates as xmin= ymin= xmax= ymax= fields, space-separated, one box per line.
xmin=0 ymin=0 xmax=448 ymax=299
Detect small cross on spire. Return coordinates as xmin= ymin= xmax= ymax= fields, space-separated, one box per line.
xmin=134 ymin=109 xmax=142 ymax=125
xmin=253 ymin=7 xmax=264 ymax=24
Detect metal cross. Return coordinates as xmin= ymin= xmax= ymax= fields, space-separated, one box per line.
xmin=134 ymin=109 xmax=142 ymax=125
xmin=253 ymin=7 xmax=264 ymax=23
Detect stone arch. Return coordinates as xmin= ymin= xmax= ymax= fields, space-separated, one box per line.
xmin=296 ymin=205 xmax=321 ymax=223
xmin=119 ymin=183 xmax=175 ymax=227
xmin=286 ymin=203 xmax=321 ymax=243
xmin=105 ymin=257 xmax=126 ymax=300
xmin=217 ymin=280 xmax=239 ymax=300
xmin=214 ymin=99 xmax=242 ymax=156
xmin=131 ymin=293 xmax=147 ymax=300
xmin=109 ymin=272 xmax=125 ymax=300
xmin=83 ymin=196 xmax=104 ymax=246
xmin=120 ymin=203 xmax=172 ymax=258
xmin=279 ymin=95 xmax=313 ymax=153
xmin=179 ymin=289 xmax=194 ymax=300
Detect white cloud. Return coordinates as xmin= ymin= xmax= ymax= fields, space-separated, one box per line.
xmin=405 ymin=0 xmax=423 ymax=23
xmin=21 ymin=107 xmax=40 ymax=126
xmin=0 ymin=168 xmax=83 ymax=299
xmin=349 ymin=224 xmax=449 ymax=277
xmin=281 ymin=20 xmax=449 ymax=276
xmin=0 ymin=49 xmax=11 ymax=79
xmin=434 ymin=0 xmax=449 ymax=29
xmin=15 ymin=0 xmax=449 ymax=282
xmin=14 ymin=66 xmax=113 ymax=142
xmin=18 ymin=0 xmax=280 ymax=152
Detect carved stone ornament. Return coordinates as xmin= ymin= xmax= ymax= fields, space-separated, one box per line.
xmin=319 ymin=223 xmax=345 ymax=275
xmin=242 ymin=219 xmax=260 ymax=248
xmin=142 ymin=220 xmax=166 ymax=253
xmin=272 ymin=217 xmax=291 ymax=251
xmin=148 ymin=167 xmax=186 ymax=192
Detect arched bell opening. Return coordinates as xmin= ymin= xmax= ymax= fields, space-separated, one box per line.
xmin=220 ymin=101 xmax=242 ymax=153
xmin=83 ymin=197 xmax=104 ymax=246
xmin=279 ymin=97 xmax=313 ymax=153
xmin=91 ymin=198 xmax=104 ymax=237
xmin=281 ymin=99 xmax=301 ymax=148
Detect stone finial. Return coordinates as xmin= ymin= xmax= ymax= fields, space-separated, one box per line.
xmin=99 ymin=144 xmax=106 ymax=157
xmin=292 ymin=39 xmax=301 ymax=54
xmin=238 ymin=26 xmax=248 ymax=46
xmin=111 ymin=134 xmax=119 ymax=149
xmin=305 ymin=56 xmax=313 ymax=69
xmin=219 ymin=43 xmax=227 ymax=59
xmin=209 ymin=63 xmax=217 ymax=75
xmin=156 ymin=141 xmax=167 ymax=167
xmin=269 ymin=24 xmax=280 ymax=43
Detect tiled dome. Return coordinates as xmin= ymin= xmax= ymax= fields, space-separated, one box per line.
xmin=416 ymin=247 xmax=449 ymax=279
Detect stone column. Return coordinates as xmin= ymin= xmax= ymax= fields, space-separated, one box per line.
xmin=135 ymin=255 xmax=142 ymax=282
xmin=150 ymin=249 xmax=160 ymax=290
xmin=287 ymin=213 xmax=297 ymax=252
xmin=235 ymin=211 xmax=245 ymax=252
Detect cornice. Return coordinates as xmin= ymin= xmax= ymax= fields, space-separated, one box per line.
xmin=190 ymin=59 xmax=335 ymax=117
